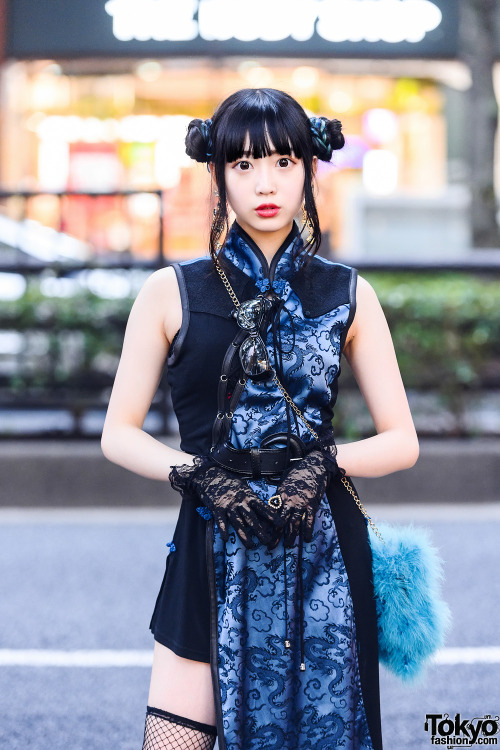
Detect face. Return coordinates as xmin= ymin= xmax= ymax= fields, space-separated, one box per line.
xmin=217 ymin=136 xmax=316 ymax=250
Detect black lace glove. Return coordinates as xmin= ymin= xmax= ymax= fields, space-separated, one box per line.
xmin=249 ymin=439 xmax=339 ymax=549
xmin=169 ymin=456 xmax=275 ymax=550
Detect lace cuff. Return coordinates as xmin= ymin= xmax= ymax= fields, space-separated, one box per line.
xmin=303 ymin=427 xmax=338 ymax=477
xmin=168 ymin=454 xmax=212 ymax=496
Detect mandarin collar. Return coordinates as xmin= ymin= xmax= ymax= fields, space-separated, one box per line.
xmin=221 ymin=220 xmax=307 ymax=294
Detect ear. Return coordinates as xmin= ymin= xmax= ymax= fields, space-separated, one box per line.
xmin=312 ymin=155 xmax=318 ymax=178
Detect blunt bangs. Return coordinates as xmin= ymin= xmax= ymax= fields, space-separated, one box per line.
xmin=220 ymin=112 xmax=301 ymax=162
xmin=213 ymin=91 xmax=309 ymax=164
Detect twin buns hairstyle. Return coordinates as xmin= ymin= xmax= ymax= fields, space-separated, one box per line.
xmin=185 ymin=88 xmax=345 ymax=260
xmin=185 ymin=88 xmax=344 ymax=165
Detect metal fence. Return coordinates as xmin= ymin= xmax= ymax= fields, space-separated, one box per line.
xmin=1 ymin=189 xmax=500 ymax=439
xmin=0 ymin=189 xmax=169 ymax=438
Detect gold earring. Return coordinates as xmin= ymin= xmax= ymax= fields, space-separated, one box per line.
xmin=212 ymin=201 xmax=226 ymax=251
xmin=302 ymin=205 xmax=313 ymax=245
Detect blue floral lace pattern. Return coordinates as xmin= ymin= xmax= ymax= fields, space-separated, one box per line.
xmin=212 ymin=499 xmax=372 ymax=750
xmin=224 ymin=228 xmax=348 ymax=447
xmin=211 ymin=226 xmax=373 ymax=749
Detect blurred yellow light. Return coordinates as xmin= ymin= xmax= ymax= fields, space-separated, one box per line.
xmin=291 ymin=66 xmax=319 ymax=91
xmin=136 ymin=61 xmax=163 ymax=82
xmin=329 ymin=91 xmax=353 ymax=113
xmin=26 ymin=112 xmax=46 ymax=133
xmin=245 ymin=67 xmax=274 ymax=87
xmin=357 ymin=76 xmax=392 ymax=101
xmin=238 ymin=60 xmax=258 ymax=75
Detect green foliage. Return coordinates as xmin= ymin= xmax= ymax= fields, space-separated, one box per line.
xmin=364 ymin=272 xmax=500 ymax=393
xmin=0 ymin=278 xmax=133 ymax=395
xmin=0 ymin=278 xmax=134 ymax=330
xmin=1 ymin=272 xmax=500 ymax=434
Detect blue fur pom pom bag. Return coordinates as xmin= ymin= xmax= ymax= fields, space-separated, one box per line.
xmin=369 ymin=522 xmax=451 ymax=681
xmin=340 ymin=472 xmax=451 ymax=682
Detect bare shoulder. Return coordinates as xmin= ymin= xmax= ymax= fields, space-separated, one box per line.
xmin=132 ymin=265 xmax=182 ymax=346
xmin=355 ymin=273 xmax=378 ymax=299
xmin=344 ymin=274 xmax=383 ymax=351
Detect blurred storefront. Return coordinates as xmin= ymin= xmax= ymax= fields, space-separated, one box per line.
xmin=0 ymin=0 xmax=467 ymax=261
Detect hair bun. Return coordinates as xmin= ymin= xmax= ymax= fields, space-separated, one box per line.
xmin=328 ymin=119 xmax=345 ymax=151
xmin=185 ymin=118 xmax=212 ymax=163
xmin=309 ymin=116 xmax=345 ymax=161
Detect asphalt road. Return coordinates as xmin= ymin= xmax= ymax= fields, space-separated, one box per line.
xmin=1 ymin=503 xmax=499 ymax=750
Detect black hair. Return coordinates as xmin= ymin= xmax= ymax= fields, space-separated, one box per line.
xmin=185 ymin=88 xmax=344 ymax=262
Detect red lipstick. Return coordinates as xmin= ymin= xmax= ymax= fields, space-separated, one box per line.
xmin=255 ymin=204 xmax=280 ymax=218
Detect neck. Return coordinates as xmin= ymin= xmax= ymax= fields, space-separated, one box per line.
xmin=234 ymin=219 xmax=295 ymax=263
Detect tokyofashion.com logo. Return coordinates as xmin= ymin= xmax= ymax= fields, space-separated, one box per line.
xmin=425 ymin=714 xmax=499 ymax=747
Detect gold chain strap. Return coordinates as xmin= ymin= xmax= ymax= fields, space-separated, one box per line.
xmin=215 ymin=260 xmax=241 ymax=309
xmin=215 ymin=259 xmax=384 ymax=542
xmin=270 ymin=372 xmax=319 ymax=440
xmin=340 ymin=474 xmax=385 ymax=543
xmin=215 ymin=260 xmax=319 ymax=440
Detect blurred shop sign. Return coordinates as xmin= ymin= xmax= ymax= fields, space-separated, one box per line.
xmin=6 ymin=0 xmax=458 ymax=59
xmin=106 ymin=0 xmax=442 ymax=44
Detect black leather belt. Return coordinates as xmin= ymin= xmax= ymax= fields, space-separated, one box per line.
xmin=210 ymin=433 xmax=307 ymax=479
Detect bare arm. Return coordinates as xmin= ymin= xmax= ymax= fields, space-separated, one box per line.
xmin=335 ymin=275 xmax=419 ymax=478
xmin=101 ymin=265 xmax=194 ymax=479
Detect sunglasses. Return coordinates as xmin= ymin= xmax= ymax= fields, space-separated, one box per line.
xmin=236 ymin=297 xmax=274 ymax=379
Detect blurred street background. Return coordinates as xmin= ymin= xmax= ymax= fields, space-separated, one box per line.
xmin=0 ymin=0 xmax=499 ymax=748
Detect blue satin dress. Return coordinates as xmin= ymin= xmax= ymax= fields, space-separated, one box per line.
xmin=203 ymin=222 xmax=377 ymax=750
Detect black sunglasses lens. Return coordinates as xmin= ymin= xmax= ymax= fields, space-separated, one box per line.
xmin=239 ymin=334 xmax=269 ymax=376
xmin=236 ymin=298 xmax=264 ymax=331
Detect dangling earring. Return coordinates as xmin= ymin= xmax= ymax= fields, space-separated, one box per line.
xmin=301 ymin=204 xmax=313 ymax=246
xmin=212 ymin=201 xmax=226 ymax=251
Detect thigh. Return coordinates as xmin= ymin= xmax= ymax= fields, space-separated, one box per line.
xmin=147 ymin=641 xmax=216 ymax=727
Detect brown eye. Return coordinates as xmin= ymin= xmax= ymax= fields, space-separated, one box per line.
xmin=278 ymin=158 xmax=291 ymax=168
xmin=237 ymin=161 xmax=251 ymax=170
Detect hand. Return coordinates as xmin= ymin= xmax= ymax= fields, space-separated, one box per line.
xmin=169 ymin=456 xmax=275 ymax=549
xmin=250 ymin=444 xmax=339 ymax=549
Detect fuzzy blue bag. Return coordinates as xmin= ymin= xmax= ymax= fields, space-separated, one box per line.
xmin=368 ymin=522 xmax=451 ymax=681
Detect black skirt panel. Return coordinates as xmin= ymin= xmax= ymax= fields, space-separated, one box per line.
xmin=149 ymin=473 xmax=382 ymax=750
xmin=326 ymin=473 xmax=383 ymax=750
xmin=149 ymin=497 xmax=211 ymax=663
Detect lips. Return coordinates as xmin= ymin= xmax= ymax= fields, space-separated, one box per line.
xmin=255 ymin=204 xmax=280 ymax=217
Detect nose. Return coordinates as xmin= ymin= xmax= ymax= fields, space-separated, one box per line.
xmin=255 ymin=162 xmax=276 ymax=195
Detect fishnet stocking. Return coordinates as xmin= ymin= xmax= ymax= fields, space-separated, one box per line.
xmin=142 ymin=706 xmax=217 ymax=750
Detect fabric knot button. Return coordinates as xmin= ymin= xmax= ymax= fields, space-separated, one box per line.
xmin=166 ymin=540 xmax=176 ymax=552
xmin=256 ymin=278 xmax=270 ymax=292
xmin=196 ymin=505 xmax=213 ymax=520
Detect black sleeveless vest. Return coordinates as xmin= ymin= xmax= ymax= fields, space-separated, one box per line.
xmin=166 ymin=222 xmax=356 ymax=456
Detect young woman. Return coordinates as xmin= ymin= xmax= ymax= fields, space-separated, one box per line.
xmin=101 ymin=88 xmax=419 ymax=750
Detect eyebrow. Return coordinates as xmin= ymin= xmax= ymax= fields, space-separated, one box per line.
xmin=239 ymin=150 xmax=294 ymax=158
